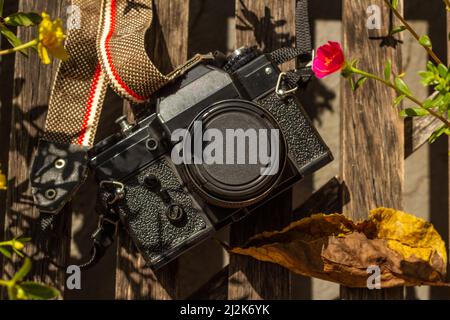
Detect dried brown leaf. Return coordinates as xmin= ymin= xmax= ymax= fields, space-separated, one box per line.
xmin=230 ymin=208 xmax=449 ymax=288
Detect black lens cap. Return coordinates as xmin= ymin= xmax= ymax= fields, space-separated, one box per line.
xmin=183 ymin=100 xmax=286 ymax=208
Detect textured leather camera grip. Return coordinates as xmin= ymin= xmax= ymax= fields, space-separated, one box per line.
xmin=258 ymin=92 xmax=333 ymax=176
xmin=115 ymin=156 xmax=213 ymax=269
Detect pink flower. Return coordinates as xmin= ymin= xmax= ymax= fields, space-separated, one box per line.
xmin=312 ymin=41 xmax=345 ymax=79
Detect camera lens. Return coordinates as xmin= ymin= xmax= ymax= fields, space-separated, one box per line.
xmin=182 ymin=100 xmax=286 ymax=209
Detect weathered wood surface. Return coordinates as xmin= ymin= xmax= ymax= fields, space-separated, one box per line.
xmin=340 ymin=0 xmax=404 ymax=299
xmin=114 ymin=0 xmax=190 ymax=300
xmin=188 ymin=266 xmax=229 ymax=300
xmin=189 ymin=176 xmax=343 ymax=300
xmin=227 ymin=0 xmax=297 ymax=300
xmin=1 ymin=0 xmax=72 ymax=297
xmin=293 ymin=177 xmax=342 ymax=219
xmin=0 ymin=0 xmax=18 ymax=285
xmin=406 ymin=116 xmax=441 ymax=157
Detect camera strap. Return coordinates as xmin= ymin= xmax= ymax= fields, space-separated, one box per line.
xmin=270 ymin=0 xmax=313 ymax=88
xmin=45 ymin=0 xmax=204 ymax=146
xmin=31 ymin=0 xmax=206 ymax=216
xmin=32 ymin=0 xmax=314 ymax=269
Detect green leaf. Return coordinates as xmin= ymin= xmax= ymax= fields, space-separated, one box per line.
xmin=4 ymin=12 xmax=42 ymax=27
xmin=391 ymin=0 xmax=399 ymax=10
xmin=400 ymin=108 xmax=429 ymax=117
xmin=394 ymin=77 xmax=412 ymax=96
xmin=0 ymin=24 xmax=27 ymax=55
xmin=15 ymin=236 xmax=31 ymax=243
xmin=20 ymin=282 xmax=59 ymax=300
xmin=384 ymin=60 xmax=392 ymax=82
xmin=393 ymin=94 xmax=406 ymax=107
xmin=437 ymin=64 xmax=448 ymax=78
xmin=0 ymin=0 xmax=4 ymax=17
xmin=390 ymin=26 xmax=406 ymax=36
xmin=0 ymin=246 xmax=12 ymax=258
xmin=442 ymin=92 xmax=450 ymax=106
xmin=12 ymin=258 xmax=31 ymax=283
xmin=423 ymin=94 xmax=448 ymax=110
xmin=353 ymin=76 xmax=367 ymax=91
xmin=418 ymin=70 xmax=436 ymax=86
xmin=429 ymin=125 xmax=450 ymax=143
xmin=432 ymin=94 xmax=445 ymax=109
xmin=419 ymin=35 xmax=432 ymax=49
xmin=349 ymin=59 xmax=359 ymax=68
xmin=349 ymin=77 xmax=355 ymax=91
xmin=427 ymin=61 xmax=438 ymax=73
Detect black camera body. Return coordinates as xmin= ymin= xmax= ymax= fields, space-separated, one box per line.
xmin=89 ymin=48 xmax=333 ymax=269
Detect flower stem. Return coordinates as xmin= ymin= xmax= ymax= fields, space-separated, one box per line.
xmin=0 ymin=279 xmax=11 ymax=287
xmin=0 ymin=240 xmax=12 ymax=247
xmin=382 ymin=0 xmax=444 ymax=66
xmin=0 ymin=39 xmax=38 ymax=56
xmin=350 ymin=67 xmax=450 ymax=128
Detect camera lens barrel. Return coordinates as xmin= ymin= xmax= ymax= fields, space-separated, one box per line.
xmin=182 ymin=100 xmax=286 ymax=209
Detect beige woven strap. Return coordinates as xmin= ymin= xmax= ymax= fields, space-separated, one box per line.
xmin=43 ymin=0 xmax=200 ymax=147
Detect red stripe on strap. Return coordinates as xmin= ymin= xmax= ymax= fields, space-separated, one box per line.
xmin=105 ymin=0 xmax=147 ymax=102
xmin=77 ymin=64 xmax=102 ymax=145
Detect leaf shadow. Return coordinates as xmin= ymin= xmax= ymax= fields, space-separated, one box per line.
xmin=236 ymin=0 xmax=294 ymax=52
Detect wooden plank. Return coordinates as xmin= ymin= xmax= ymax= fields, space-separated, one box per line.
xmin=114 ymin=0 xmax=189 ymax=300
xmin=2 ymin=0 xmax=71 ymax=296
xmin=188 ymin=177 xmax=342 ymax=300
xmin=340 ymin=0 xmax=404 ymax=299
xmin=0 ymin=0 xmax=19 ymax=286
xmin=433 ymin=8 xmax=450 ymax=300
xmin=405 ymin=113 xmax=441 ymax=157
xmin=188 ymin=266 xmax=229 ymax=300
xmin=228 ymin=0 xmax=296 ymax=300
xmin=293 ymin=177 xmax=342 ymax=219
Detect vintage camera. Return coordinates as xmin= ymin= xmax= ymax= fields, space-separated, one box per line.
xmin=89 ymin=47 xmax=333 ymax=269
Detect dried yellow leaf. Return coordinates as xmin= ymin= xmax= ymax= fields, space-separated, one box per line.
xmin=368 ymin=208 xmax=447 ymax=266
xmin=230 ymin=208 xmax=449 ymax=288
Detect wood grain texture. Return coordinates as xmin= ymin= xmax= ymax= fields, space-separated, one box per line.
xmin=235 ymin=0 xmax=296 ymax=72
xmin=114 ymin=0 xmax=189 ymax=300
xmin=0 ymin=1 xmax=19 ymax=285
xmin=405 ymin=113 xmax=441 ymax=157
xmin=340 ymin=0 xmax=404 ymax=299
xmin=293 ymin=177 xmax=342 ymax=219
xmin=189 ymin=177 xmax=342 ymax=300
xmin=188 ymin=266 xmax=229 ymax=300
xmin=228 ymin=0 xmax=297 ymax=300
xmin=1 ymin=0 xmax=71 ymax=296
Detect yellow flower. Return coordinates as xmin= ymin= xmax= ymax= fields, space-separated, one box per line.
xmin=12 ymin=240 xmax=25 ymax=251
xmin=0 ymin=169 xmax=6 ymax=190
xmin=37 ymin=13 xmax=68 ymax=65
